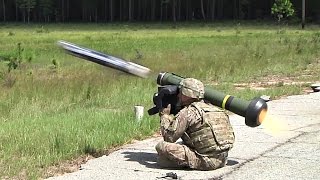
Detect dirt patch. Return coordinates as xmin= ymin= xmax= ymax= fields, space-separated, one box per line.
xmin=233 ymin=75 xmax=313 ymax=91
xmin=43 ymin=145 xmax=124 ymax=179
xmin=234 ymin=58 xmax=319 ymax=91
xmin=43 ymin=155 xmax=94 ymax=178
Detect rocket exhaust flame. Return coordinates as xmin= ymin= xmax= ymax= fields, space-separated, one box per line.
xmin=258 ymin=109 xmax=267 ymax=124
xmin=259 ymin=109 xmax=288 ymax=136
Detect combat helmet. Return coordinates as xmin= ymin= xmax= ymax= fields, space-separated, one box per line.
xmin=179 ymin=78 xmax=205 ymax=99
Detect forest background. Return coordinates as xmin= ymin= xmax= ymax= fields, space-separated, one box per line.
xmin=0 ymin=0 xmax=319 ymax=23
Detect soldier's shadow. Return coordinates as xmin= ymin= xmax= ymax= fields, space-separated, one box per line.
xmin=122 ymin=151 xmax=159 ymax=169
xmin=122 ymin=151 xmax=239 ymax=169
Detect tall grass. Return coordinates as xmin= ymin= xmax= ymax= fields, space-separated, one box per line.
xmin=0 ymin=23 xmax=319 ymax=179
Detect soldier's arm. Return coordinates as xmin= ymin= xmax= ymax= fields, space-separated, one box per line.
xmin=160 ymin=107 xmax=196 ymax=143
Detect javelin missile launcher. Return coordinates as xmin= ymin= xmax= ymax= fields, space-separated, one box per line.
xmin=148 ymin=72 xmax=268 ymax=127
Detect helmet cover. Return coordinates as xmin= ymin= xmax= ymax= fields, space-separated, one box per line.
xmin=179 ymin=78 xmax=205 ymax=99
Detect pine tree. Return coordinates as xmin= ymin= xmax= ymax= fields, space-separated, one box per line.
xmin=2 ymin=0 xmax=6 ymax=22
xmin=39 ymin=0 xmax=53 ymax=22
xmin=17 ymin=0 xmax=36 ymax=23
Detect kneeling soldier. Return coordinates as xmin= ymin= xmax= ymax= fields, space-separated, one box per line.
xmin=156 ymin=78 xmax=235 ymax=170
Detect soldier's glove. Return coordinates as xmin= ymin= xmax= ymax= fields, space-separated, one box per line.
xmin=159 ymin=104 xmax=171 ymax=116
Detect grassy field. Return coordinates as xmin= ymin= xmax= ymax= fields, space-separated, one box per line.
xmin=0 ymin=22 xmax=319 ymax=179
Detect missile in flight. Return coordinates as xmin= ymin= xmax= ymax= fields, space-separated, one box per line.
xmin=57 ymin=40 xmax=151 ymax=78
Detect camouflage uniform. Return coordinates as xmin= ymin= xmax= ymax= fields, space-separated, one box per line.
xmin=156 ymin=78 xmax=235 ymax=170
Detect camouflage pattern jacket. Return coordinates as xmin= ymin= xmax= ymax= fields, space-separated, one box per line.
xmin=160 ymin=100 xmax=235 ymax=156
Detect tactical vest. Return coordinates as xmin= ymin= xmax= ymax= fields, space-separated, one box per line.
xmin=182 ymin=102 xmax=235 ymax=155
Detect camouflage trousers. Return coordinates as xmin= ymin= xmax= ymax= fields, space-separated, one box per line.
xmin=155 ymin=141 xmax=228 ymax=170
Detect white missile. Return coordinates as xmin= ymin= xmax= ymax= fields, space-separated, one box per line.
xmin=57 ymin=40 xmax=151 ymax=78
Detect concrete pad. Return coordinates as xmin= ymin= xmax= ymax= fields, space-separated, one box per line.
xmin=296 ymin=123 xmax=320 ymax=133
xmin=225 ymin=141 xmax=320 ymax=180
xmin=223 ymin=157 xmax=319 ymax=180
xmin=264 ymin=142 xmax=320 ymax=160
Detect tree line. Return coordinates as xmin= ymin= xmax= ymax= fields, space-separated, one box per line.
xmin=0 ymin=0 xmax=319 ymax=23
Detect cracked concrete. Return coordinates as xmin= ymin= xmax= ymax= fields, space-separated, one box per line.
xmin=47 ymin=92 xmax=320 ymax=180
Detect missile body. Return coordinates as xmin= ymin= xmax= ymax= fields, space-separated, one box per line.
xmin=57 ymin=41 xmax=150 ymax=78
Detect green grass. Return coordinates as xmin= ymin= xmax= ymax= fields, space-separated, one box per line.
xmin=0 ymin=22 xmax=319 ymax=179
